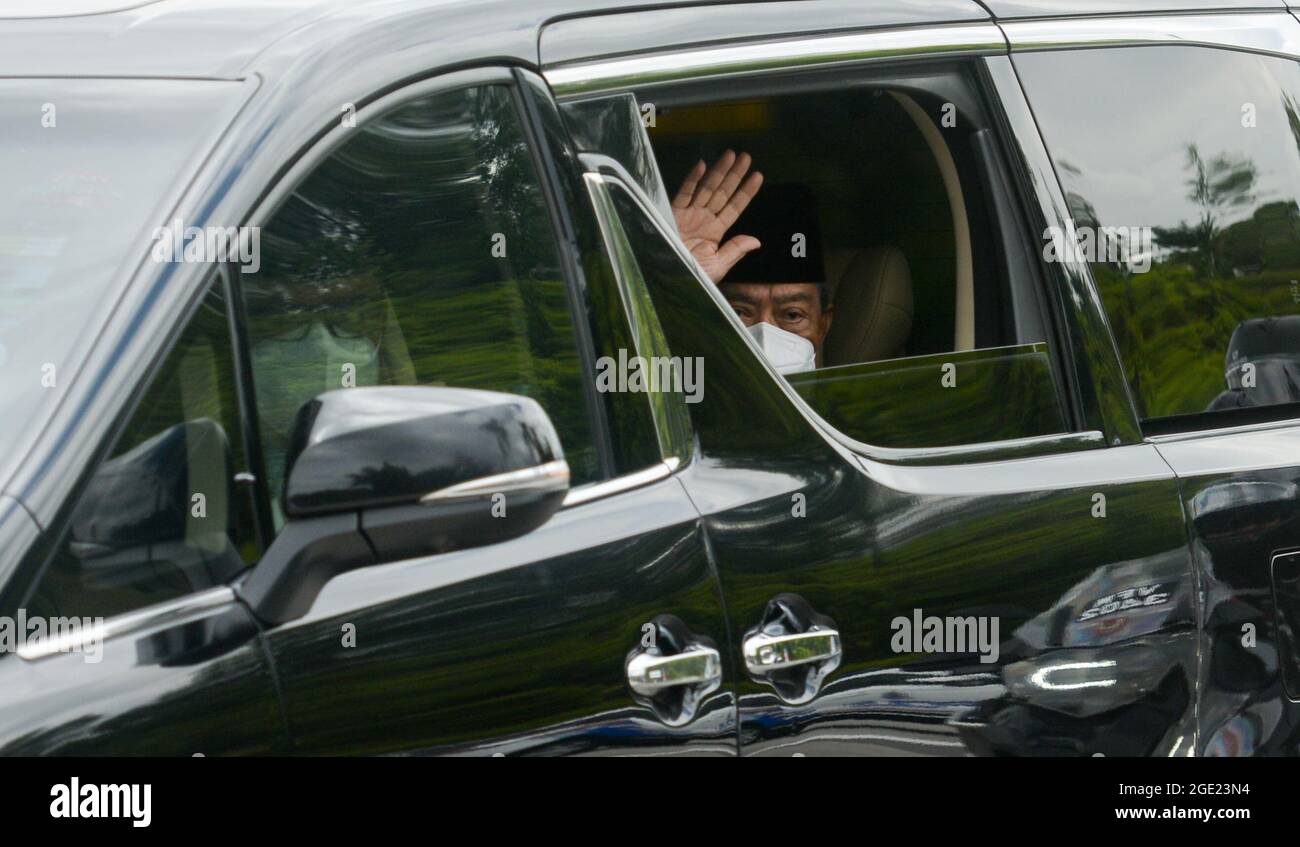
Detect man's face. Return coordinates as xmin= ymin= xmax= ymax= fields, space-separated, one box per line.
xmin=720 ymin=281 xmax=833 ymax=356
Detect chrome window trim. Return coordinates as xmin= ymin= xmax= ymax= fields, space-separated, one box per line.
xmin=1003 ymin=12 xmax=1300 ymax=59
xmin=1146 ymin=416 xmax=1300 ymax=445
xmin=844 ymin=429 xmax=1106 ymax=468
xmin=16 ymin=586 xmax=236 ymax=662
xmin=1152 ymin=425 xmax=1300 ymax=477
xmin=866 ymin=441 xmax=1177 ymax=498
xmin=563 ymin=50 xmax=1127 ymax=467
xmin=543 ymin=22 xmax=1008 ymax=97
xmin=562 ymin=458 xmax=680 ymax=508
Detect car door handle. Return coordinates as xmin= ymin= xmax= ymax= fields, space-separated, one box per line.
xmin=743 ymin=629 xmax=841 ymax=675
xmin=743 ymin=594 xmax=841 ymax=704
xmin=626 ymin=646 xmax=721 ymax=695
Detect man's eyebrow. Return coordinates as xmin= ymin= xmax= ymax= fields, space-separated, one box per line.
xmin=771 ymin=290 xmax=815 ymax=305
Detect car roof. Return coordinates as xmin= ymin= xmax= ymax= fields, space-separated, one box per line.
xmin=2 ymin=0 xmax=1288 ymax=81
xmin=0 ymin=0 xmax=739 ymax=79
xmin=982 ymin=0 xmax=1287 ymax=18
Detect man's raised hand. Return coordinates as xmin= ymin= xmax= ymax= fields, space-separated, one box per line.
xmin=671 ymin=150 xmax=763 ymax=284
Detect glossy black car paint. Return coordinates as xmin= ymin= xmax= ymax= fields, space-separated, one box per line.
xmin=0 ymin=0 xmax=1296 ymax=756
xmin=1155 ymin=431 xmax=1300 ymax=755
xmin=263 ymin=475 xmax=735 ymax=755
xmin=0 ymin=598 xmax=284 ymax=756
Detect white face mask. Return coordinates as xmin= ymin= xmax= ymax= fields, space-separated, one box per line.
xmin=746 ymin=321 xmax=816 ymax=375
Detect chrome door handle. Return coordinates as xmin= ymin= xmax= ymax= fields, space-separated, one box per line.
xmin=742 ymin=594 xmax=841 ymax=704
xmin=743 ymin=629 xmax=841 ymax=676
xmin=626 ymin=646 xmax=721 ymax=696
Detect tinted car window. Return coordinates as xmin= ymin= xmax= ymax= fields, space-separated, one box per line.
xmin=246 ymin=84 xmax=599 ymax=525
xmin=1016 ymin=47 xmax=1300 ymax=423
xmin=28 ymin=277 xmax=258 ymax=620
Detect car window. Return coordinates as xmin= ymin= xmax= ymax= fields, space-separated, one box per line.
xmin=635 ymin=78 xmax=1068 ymax=449
xmin=0 ymin=79 xmax=245 ymax=479
xmin=1016 ymin=46 xmax=1300 ymax=427
xmin=245 ymin=83 xmax=601 ymax=527
xmin=27 ymin=276 xmax=259 ymax=620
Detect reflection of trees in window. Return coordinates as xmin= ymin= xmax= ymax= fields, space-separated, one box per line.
xmin=1153 ymin=145 xmax=1257 ymax=278
xmin=247 ymin=85 xmax=599 ymax=495
xmin=1019 ymin=48 xmax=1300 ymax=420
xmin=469 ymin=89 xmax=562 ymax=361
xmin=1216 ymin=201 xmax=1300 ymax=277
xmin=1286 ymin=90 xmax=1300 ymax=166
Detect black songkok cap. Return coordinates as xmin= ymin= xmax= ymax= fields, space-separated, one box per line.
xmin=726 ymin=183 xmax=825 ymax=284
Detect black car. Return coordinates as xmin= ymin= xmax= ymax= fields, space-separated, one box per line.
xmin=3 ymin=0 xmax=1300 ymax=756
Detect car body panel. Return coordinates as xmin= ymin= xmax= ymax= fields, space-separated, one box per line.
xmin=1155 ymin=426 xmax=1300 ymax=754
xmin=0 ymin=592 xmax=286 ymax=755
xmin=263 ymin=475 xmax=737 ymax=755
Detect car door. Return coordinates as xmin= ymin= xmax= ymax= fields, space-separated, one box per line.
xmin=1008 ymin=11 xmax=1300 ymax=754
xmin=541 ymin=10 xmax=1201 ymax=756
xmin=0 ymin=270 xmax=287 ymax=755
xmin=239 ymin=69 xmax=736 ymax=756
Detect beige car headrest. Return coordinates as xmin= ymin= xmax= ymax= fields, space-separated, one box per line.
xmin=822 ymin=246 xmax=914 ymax=366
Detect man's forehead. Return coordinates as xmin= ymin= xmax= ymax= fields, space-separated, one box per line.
xmin=722 ymin=282 xmax=819 ymax=303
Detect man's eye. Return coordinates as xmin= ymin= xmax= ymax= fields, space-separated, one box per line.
xmin=783 ymin=311 xmax=807 ymax=322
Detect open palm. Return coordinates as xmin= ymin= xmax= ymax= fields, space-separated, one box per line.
xmin=671 ymin=150 xmax=764 ymax=284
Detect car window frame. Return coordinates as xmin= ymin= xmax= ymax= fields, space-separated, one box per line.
xmin=631 ymin=63 xmax=1087 ymax=453
xmin=235 ymin=66 xmax=629 ymax=517
xmin=517 ymin=67 xmax=701 ymax=498
xmin=542 ymin=23 xmax=1126 ymax=465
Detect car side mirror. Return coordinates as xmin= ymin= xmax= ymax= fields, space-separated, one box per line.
xmin=67 ymin=419 xmax=244 ymax=575
xmin=239 ymin=386 xmax=570 ymax=625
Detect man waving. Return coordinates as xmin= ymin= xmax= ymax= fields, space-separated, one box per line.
xmin=672 ymin=150 xmax=833 ymax=373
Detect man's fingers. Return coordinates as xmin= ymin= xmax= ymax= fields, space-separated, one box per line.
xmin=714 ymin=234 xmax=761 ymax=277
xmin=691 ymin=149 xmax=736 ymax=209
xmin=706 ymin=152 xmax=753 ymax=214
xmin=672 ymin=160 xmax=706 ymax=209
xmin=716 ymin=170 xmax=763 ymax=232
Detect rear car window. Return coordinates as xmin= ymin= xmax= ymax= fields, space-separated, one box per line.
xmin=0 ymin=78 xmax=245 ymax=466
xmin=1016 ymin=47 xmax=1300 ymax=427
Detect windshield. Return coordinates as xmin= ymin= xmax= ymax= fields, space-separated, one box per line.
xmin=0 ymin=78 xmax=243 ymax=477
